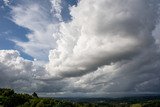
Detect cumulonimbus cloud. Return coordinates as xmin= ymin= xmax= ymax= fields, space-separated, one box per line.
xmin=44 ymin=0 xmax=160 ymax=96
xmin=47 ymin=0 xmax=160 ymax=77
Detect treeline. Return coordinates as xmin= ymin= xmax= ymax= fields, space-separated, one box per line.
xmin=1 ymin=88 xmax=160 ymax=107
xmin=0 ymin=88 xmax=94 ymax=107
xmin=0 ymin=88 xmax=32 ymax=107
xmin=0 ymin=88 xmax=75 ymax=107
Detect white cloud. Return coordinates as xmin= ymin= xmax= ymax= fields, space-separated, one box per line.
xmin=50 ymin=0 xmax=62 ymax=21
xmin=2 ymin=0 xmax=160 ymax=97
xmin=43 ymin=0 xmax=160 ymax=96
xmin=10 ymin=0 xmax=61 ymax=60
xmin=3 ymin=0 xmax=10 ymax=6
xmin=0 ymin=50 xmax=69 ymax=94
xmin=47 ymin=0 xmax=159 ymax=77
xmin=0 ymin=50 xmax=46 ymax=91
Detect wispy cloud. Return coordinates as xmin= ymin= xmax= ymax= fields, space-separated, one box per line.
xmin=3 ymin=0 xmax=10 ymax=6
xmin=50 ymin=0 xmax=62 ymax=21
xmin=10 ymin=0 xmax=61 ymax=60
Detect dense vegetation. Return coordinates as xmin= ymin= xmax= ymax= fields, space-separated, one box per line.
xmin=0 ymin=88 xmax=160 ymax=107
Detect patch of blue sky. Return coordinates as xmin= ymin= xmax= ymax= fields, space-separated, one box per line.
xmin=61 ymin=0 xmax=79 ymax=22
xmin=0 ymin=0 xmax=33 ymax=59
xmin=0 ymin=0 xmax=30 ymax=41
xmin=0 ymin=0 xmax=78 ymax=60
xmin=0 ymin=18 xmax=30 ymax=42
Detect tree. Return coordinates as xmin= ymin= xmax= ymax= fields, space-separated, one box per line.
xmin=36 ymin=100 xmax=44 ymax=107
xmin=32 ymin=92 xmax=38 ymax=98
xmin=2 ymin=89 xmax=14 ymax=97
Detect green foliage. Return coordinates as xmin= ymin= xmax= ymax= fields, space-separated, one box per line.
xmin=1 ymin=88 xmax=160 ymax=107
xmin=0 ymin=88 xmax=14 ymax=97
xmin=30 ymin=98 xmax=41 ymax=107
xmin=130 ymin=104 xmax=142 ymax=107
xmin=36 ymin=100 xmax=45 ymax=107
xmin=32 ymin=92 xmax=38 ymax=98
xmin=142 ymin=100 xmax=160 ymax=107
xmin=21 ymin=102 xmax=30 ymax=107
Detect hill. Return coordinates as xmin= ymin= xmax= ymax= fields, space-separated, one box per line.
xmin=0 ymin=88 xmax=160 ymax=107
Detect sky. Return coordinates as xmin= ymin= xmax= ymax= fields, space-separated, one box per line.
xmin=0 ymin=0 xmax=160 ymax=97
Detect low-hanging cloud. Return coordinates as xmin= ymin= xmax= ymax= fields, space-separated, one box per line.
xmin=0 ymin=50 xmax=70 ymax=94
xmin=0 ymin=50 xmax=39 ymax=91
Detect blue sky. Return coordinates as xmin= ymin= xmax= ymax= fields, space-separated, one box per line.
xmin=0 ymin=0 xmax=78 ymax=60
xmin=0 ymin=0 xmax=32 ymax=59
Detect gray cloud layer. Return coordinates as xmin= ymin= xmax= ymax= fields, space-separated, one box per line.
xmin=1 ymin=0 xmax=160 ymax=97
